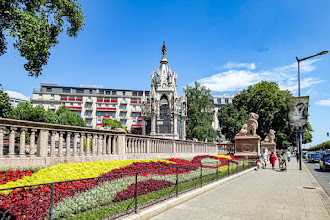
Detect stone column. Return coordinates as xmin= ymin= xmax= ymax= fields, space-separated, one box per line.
xmin=50 ymin=130 xmax=56 ymax=157
xmin=8 ymin=127 xmax=17 ymax=157
xmin=37 ymin=130 xmax=49 ymax=157
xmin=103 ymin=135 xmax=107 ymax=155
xmin=80 ymin=133 xmax=85 ymax=155
xmin=0 ymin=127 xmax=4 ymax=157
xmin=173 ymin=113 xmax=178 ymax=139
xmin=19 ymin=128 xmax=27 ymax=156
xmin=116 ymin=128 xmax=126 ymax=155
xmin=58 ymin=132 xmax=64 ymax=156
xmin=107 ymin=136 xmax=111 ymax=154
xmin=182 ymin=117 xmax=186 ymax=140
xmin=142 ymin=116 xmax=146 ymax=135
xmin=172 ymin=139 xmax=176 ymax=154
xmin=66 ymin=132 xmax=71 ymax=156
xmin=92 ymin=134 xmax=98 ymax=155
xmin=111 ymin=136 xmax=116 ymax=155
xmin=150 ymin=114 xmax=156 ymax=135
xmin=29 ymin=129 xmax=37 ymax=156
xmin=86 ymin=134 xmax=91 ymax=155
xmin=97 ymin=135 xmax=103 ymax=155
xmin=73 ymin=133 xmax=79 ymax=156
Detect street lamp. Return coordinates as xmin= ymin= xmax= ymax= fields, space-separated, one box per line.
xmin=295 ymin=50 xmax=328 ymax=170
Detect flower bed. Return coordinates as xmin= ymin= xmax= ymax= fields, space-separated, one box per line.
xmin=0 ymin=155 xmax=246 ymax=220
xmin=0 ymin=170 xmax=32 ymax=185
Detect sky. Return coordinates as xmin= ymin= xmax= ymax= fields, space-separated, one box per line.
xmin=1 ymin=0 xmax=330 ymax=147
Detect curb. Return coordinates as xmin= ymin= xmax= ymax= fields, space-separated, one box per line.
xmin=119 ymin=167 xmax=255 ymax=220
xmin=302 ymin=161 xmax=330 ymax=216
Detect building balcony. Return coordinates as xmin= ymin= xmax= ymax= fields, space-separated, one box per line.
xmin=97 ymin=99 xmax=103 ymax=102
xmin=67 ymin=106 xmax=82 ymax=110
xmin=111 ymin=100 xmax=118 ymax=103
xmin=84 ymin=115 xmax=93 ymax=119
xmin=96 ymin=107 xmax=116 ymax=111
xmin=121 ymin=100 xmax=127 ymax=104
xmin=131 ymin=108 xmax=141 ymax=112
xmin=131 ymin=124 xmax=142 ymax=127
xmin=85 ymin=99 xmax=93 ymax=103
xmin=119 ymin=108 xmax=127 ymax=112
xmin=97 ymin=123 xmax=104 ymax=126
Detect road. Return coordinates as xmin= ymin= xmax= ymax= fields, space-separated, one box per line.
xmin=303 ymin=159 xmax=330 ymax=197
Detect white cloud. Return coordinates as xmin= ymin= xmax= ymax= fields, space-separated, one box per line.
xmin=315 ymin=99 xmax=330 ymax=106
xmin=222 ymin=62 xmax=256 ymax=70
xmin=198 ymin=59 xmax=324 ymax=92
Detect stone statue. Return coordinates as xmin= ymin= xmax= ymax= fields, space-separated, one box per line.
xmin=162 ymin=41 xmax=167 ymax=56
xmin=236 ymin=112 xmax=259 ymax=136
xmin=262 ymin=129 xmax=276 ymax=144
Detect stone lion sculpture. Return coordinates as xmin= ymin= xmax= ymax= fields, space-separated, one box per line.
xmin=236 ymin=112 xmax=259 ymax=136
xmin=262 ymin=129 xmax=276 ymax=143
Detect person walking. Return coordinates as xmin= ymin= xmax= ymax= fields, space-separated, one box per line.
xmin=270 ymin=152 xmax=277 ymax=170
xmin=261 ymin=149 xmax=268 ymax=168
xmin=286 ymin=151 xmax=291 ymax=162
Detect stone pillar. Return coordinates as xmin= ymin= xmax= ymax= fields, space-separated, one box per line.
xmin=29 ymin=129 xmax=37 ymax=156
xmin=111 ymin=136 xmax=116 ymax=155
xmin=8 ymin=127 xmax=17 ymax=157
xmin=103 ymin=135 xmax=107 ymax=155
xmin=73 ymin=133 xmax=79 ymax=156
xmin=80 ymin=133 xmax=85 ymax=155
xmin=0 ymin=127 xmax=4 ymax=157
xmin=107 ymin=136 xmax=111 ymax=154
xmin=66 ymin=132 xmax=71 ymax=156
xmin=142 ymin=117 xmax=146 ymax=135
xmin=173 ymin=113 xmax=178 ymax=138
xmin=50 ymin=130 xmax=56 ymax=157
xmin=150 ymin=114 xmax=156 ymax=135
xmin=182 ymin=117 xmax=186 ymax=140
xmin=58 ymin=132 xmax=64 ymax=156
xmin=116 ymin=128 xmax=126 ymax=155
xmin=37 ymin=130 xmax=49 ymax=157
xmin=172 ymin=139 xmax=176 ymax=154
xmin=19 ymin=128 xmax=27 ymax=156
xmin=192 ymin=140 xmax=195 ymax=153
xmin=92 ymin=134 xmax=98 ymax=155
xmin=86 ymin=134 xmax=91 ymax=155
xmin=97 ymin=135 xmax=103 ymax=155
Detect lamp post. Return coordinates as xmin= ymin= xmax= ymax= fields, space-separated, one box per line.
xmin=296 ymin=50 xmax=328 ymax=170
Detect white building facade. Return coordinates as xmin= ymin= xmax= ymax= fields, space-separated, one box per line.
xmin=31 ymin=84 xmax=150 ymax=130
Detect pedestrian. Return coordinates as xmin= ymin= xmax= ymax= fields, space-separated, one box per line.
xmin=264 ymin=147 xmax=269 ymax=161
xmin=286 ymin=151 xmax=291 ymax=162
xmin=261 ymin=149 xmax=268 ymax=168
xmin=269 ymin=152 xmax=277 ymax=170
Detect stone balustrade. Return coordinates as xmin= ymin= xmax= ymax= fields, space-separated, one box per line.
xmin=0 ymin=118 xmax=218 ymax=168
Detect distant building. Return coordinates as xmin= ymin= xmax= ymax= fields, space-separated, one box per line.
xmin=31 ymin=83 xmax=150 ymax=130
xmin=210 ymin=93 xmax=235 ymax=142
xmin=4 ymin=90 xmax=30 ymax=107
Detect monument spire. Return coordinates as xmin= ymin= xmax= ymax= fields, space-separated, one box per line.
xmin=160 ymin=41 xmax=168 ymax=64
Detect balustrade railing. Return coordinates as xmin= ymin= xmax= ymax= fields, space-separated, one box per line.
xmin=0 ymin=118 xmax=218 ymax=167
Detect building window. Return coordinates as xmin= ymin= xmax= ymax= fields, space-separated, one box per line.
xmin=98 ymin=119 xmax=101 ymax=123
xmin=78 ymin=103 xmax=81 ymax=106
xmin=52 ymin=110 xmax=55 ymax=113
xmin=47 ymin=88 xmax=52 ymax=92
xmin=112 ymin=91 xmax=117 ymax=95
xmin=98 ymin=112 xmax=101 ymax=116
xmin=123 ymin=91 xmax=126 ymax=95
xmin=76 ymin=89 xmax=84 ymax=94
xmin=112 ymin=104 xmax=116 ymax=108
xmin=105 ymin=112 xmax=109 ymax=116
xmin=106 ymin=104 xmax=109 ymax=107
xmin=132 ymin=113 xmax=136 ymax=118
xmin=133 ymin=105 xmax=136 ymax=110
xmin=121 ymin=105 xmax=126 ymax=110
xmin=138 ymin=91 xmax=143 ymax=96
xmin=89 ymin=90 xmax=93 ymax=94
xmin=77 ymin=111 xmax=81 ymax=115
xmin=133 ymin=91 xmax=137 ymax=96
xmin=63 ymin=88 xmax=70 ymax=93
xmin=217 ymin=99 xmax=221 ymax=104
xmin=39 ymin=94 xmax=42 ymax=98
xmin=98 ymin=89 xmax=104 ymax=94
xmin=145 ymin=91 xmax=150 ymax=96
xmin=121 ymin=120 xmax=126 ymax=126
xmin=106 ymin=91 xmax=110 ymax=95
xmin=39 ymin=102 xmax=42 ymax=106
xmin=70 ymin=103 xmax=73 ymax=106
xmin=51 ymin=103 xmax=54 ymax=107
xmin=225 ymin=99 xmax=228 ymax=104
xmin=98 ymin=104 xmax=101 ymax=107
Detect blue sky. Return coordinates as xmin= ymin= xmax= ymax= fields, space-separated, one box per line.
xmin=1 ymin=0 xmax=330 ymax=147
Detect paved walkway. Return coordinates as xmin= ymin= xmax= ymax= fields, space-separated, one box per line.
xmin=151 ymin=159 xmax=330 ymax=220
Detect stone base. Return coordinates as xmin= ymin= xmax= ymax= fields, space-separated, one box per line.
xmin=261 ymin=142 xmax=276 ymax=154
xmin=234 ymin=135 xmax=261 ymax=159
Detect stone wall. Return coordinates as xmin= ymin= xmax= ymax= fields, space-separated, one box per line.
xmin=0 ymin=118 xmax=220 ymax=168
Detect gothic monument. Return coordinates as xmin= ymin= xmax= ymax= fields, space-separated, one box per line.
xmin=141 ymin=42 xmax=187 ymax=139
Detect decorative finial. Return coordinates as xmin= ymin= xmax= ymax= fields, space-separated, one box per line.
xmin=162 ymin=41 xmax=167 ymax=57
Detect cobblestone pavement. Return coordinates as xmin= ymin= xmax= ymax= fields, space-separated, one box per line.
xmin=151 ymin=160 xmax=330 ymax=220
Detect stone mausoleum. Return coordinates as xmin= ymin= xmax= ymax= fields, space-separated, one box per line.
xmin=141 ymin=42 xmax=187 ymax=139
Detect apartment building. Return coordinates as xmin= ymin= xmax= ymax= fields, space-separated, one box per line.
xmin=31 ymin=83 xmax=150 ymax=130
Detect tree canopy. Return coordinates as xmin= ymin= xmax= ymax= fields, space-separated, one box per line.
xmin=218 ymin=81 xmax=313 ymax=148
xmin=306 ymin=140 xmax=330 ymax=151
xmin=184 ymin=81 xmax=216 ymax=142
xmin=0 ymin=0 xmax=85 ymax=77
xmin=9 ymin=102 xmax=86 ymax=127
xmin=0 ymin=85 xmax=12 ymax=118
xmin=103 ymin=118 xmax=126 ymax=130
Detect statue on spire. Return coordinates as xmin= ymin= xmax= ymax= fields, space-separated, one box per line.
xmin=162 ymin=41 xmax=167 ymax=56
